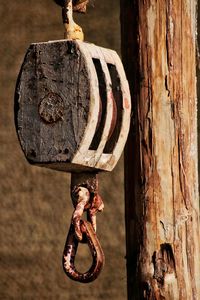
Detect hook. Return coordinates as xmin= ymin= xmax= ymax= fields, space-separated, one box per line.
xmin=63 ymin=220 xmax=105 ymax=283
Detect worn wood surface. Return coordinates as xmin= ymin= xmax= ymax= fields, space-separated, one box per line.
xmin=73 ymin=41 xmax=131 ymax=171
xmin=121 ymin=0 xmax=200 ymax=299
xmin=15 ymin=39 xmax=131 ymax=172
xmin=15 ymin=40 xmax=90 ymax=171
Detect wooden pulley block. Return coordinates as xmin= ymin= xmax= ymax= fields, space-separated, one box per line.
xmin=15 ymin=40 xmax=131 ymax=172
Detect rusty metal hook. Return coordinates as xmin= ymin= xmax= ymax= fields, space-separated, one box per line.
xmin=63 ymin=220 xmax=105 ymax=283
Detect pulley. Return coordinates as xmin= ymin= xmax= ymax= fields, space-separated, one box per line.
xmin=14 ymin=0 xmax=131 ymax=283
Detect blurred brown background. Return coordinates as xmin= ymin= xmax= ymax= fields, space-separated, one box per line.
xmin=0 ymin=1 xmax=127 ymax=299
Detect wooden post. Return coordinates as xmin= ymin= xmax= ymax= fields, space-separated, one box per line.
xmin=121 ymin=1 xmax=200 ymax=299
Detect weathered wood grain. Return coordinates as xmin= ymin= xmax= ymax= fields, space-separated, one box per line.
xmin=15 ymin=40 xmax=90 ymax=171
xmin=15 ymin=39 xmax=131 ymax=172
xmin=121 ymin=0 xmax=200 ymax=299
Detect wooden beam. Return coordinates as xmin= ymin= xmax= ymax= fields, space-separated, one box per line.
xmin=121 ymin=1 xmax=200 ymax=299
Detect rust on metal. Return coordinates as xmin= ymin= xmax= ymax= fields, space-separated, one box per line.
xmin=63 ymin=220 xmax=105 ymax=283
xmin=71 ymin=186 xmax=90 ymax=241
xmin=71 ymin=173 xmax=104 ymax=236
xmin=63 ymin=172 xmax=104 ymax=283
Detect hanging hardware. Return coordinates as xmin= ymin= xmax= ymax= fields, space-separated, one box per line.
xmin=63 ymin=173 xmax=105 ymax=282
xmin=14 ymin=0 xmax=131 ymax=284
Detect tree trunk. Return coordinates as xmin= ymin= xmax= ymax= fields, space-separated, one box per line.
xmin=121 ymin=1 xmax=200 ymax=299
